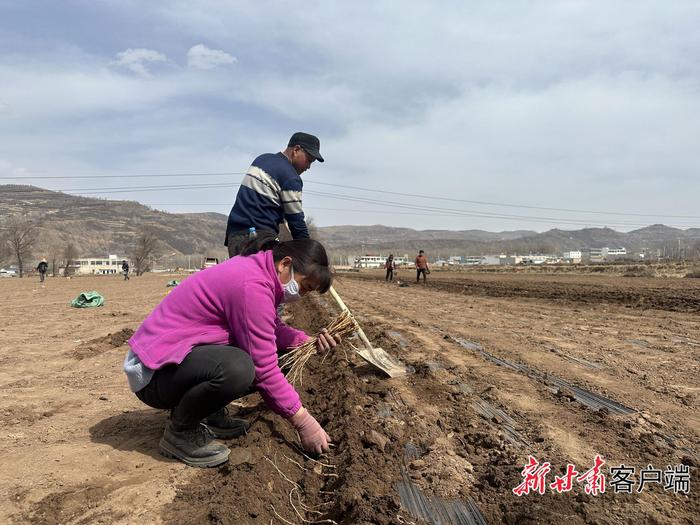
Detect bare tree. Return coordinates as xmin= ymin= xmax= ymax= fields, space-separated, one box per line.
xmin=63 ymin=243 xmax=79 ymax=277
xmin=689 ymin=239 xmax=700 ymax=261
xmin=0 ymin=232 xmax=11 ymax=267
xmin=131 ymin=231 xmax=161 ymax=276
xmin=4 ymin=216 xmax=37 ymax=277
xmin=46 ymin=243 xmax=63 ymax=277
xmin=306 ymin=215 xmax=319 ymax=240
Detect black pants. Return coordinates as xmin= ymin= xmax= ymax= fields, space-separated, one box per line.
xmin=385 ymin=269 xmax=394 ymax=281
xmin=417 ymin=268 xmax=427 ymax=282
xmin=136 ymin=345 xmax=255 ymax=428
xmin=39 ymin=272 xmax=46 ymax=282
xmin=226 ymin=229 xmax=277 ymax=258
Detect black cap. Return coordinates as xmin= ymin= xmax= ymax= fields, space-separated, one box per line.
xmin=288 ymin=132 xmax=324 ymax=162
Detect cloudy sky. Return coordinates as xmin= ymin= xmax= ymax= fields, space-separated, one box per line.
xmin=1 ymin=1 xmax=699 ymax=232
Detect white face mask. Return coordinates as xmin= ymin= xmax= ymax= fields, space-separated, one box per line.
xmin=282 ymin=265 xmax=302 ymax=303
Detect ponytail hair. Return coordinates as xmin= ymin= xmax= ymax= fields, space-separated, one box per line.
xmin=239 ymin=231 xmax=282 ymax=255
xmin=239 ymin=231 xmax=332 ymax=293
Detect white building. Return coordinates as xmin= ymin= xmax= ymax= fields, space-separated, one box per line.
xmin=587 ymin=248 xmax=605 ymax=262
xmin=521 ymin=255 xmax=550 ymax=265
xmin=480 ymin=255 xmax=502 ymax=265
xmin=354 ymin=255 xmax=409 ymax=269
xmin=585 ymin=247 xmax=627 ymax=262
xmin=563 ymin=251 xmax=582 ymax=263
xmin=602 ymin=247 xmax=627 ymax=258
xmin=354 ymin=255 xmax=383 ymax=268
xmin=73 ymin=255 xmax=130 ymax=275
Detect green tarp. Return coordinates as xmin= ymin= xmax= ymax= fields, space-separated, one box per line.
xmin=166 ymin=280 xmax=180 ymax=287
xmin=70 ymin=291 xmax=105 ymax=308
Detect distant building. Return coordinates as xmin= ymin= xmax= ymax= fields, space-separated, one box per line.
xmin=354 ymin=255 xmax=384 ymax=269
xmin=73 ymin=254 xmax=130 ymax=275
xmin=353 ymin=254 xmax=409 ymax=269
xmin=202 ymin=257 xmax=219 ymax=269
xmin=501 ymin=255 xmax=524 ymax=265
xmin=464 ymin=256 xmax=484 ymax=265
xmin=480 ymin=255 xmax=502 ymax=265
xmin=583 ymin=247 xmax=627 ymax=262
xmin=520 ymin=255 xmax=550 ymax=265
xmin=602 ymin=247 xmax=627 ymax=260
xmin=563 ymin=250 xmax=582 ymax=263
xmin=585 ymin=248 xmax=605 ymax=262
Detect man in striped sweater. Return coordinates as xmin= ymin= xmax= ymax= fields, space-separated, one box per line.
xmin=225 ymin=132 xmax=324 ymax=257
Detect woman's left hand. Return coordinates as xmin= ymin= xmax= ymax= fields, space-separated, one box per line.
xmin=316 ymin=328 xmax=341 ymax=352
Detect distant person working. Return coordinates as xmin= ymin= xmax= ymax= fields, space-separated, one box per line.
xmin=225 ymin=132 xmax=324 ymax=258
xmin=37 ymin=259 xmax=48 ymax=282
xmin=121 ymin=260 xmax=130 ymax=281
xmin=385 ymin=254 xmax=395 ymax=282
xmin=416 ymin=250 xmax=430 ymax=283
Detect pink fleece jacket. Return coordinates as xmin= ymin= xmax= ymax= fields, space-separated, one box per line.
xmin=128 ymin=250 xmax=309 ymax=418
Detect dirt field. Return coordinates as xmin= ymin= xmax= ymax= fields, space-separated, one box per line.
xmin=0 ymin=269 xmax=698 ymax=524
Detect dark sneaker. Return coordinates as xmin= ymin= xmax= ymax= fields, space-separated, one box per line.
xmin=159 ymin=422 xmax=230 ymax=467
xmin=202 ymin=406 xmax=250 ymax=439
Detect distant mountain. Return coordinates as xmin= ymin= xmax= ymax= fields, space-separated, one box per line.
xmin=318 ymin=224 xmax=535 ymax=245
xmin=316 ymin=225 xmax=700 ymax=258
xmin=0 ymin=185 xmax=228 ymax=257
xmin=627 ymin=224 xmax=700 ymax=241
xmin=1 ymin=185 xmax=698 ymax=259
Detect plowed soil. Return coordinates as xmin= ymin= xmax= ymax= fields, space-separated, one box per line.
xmin=0 ymin=269 xmax=697 ymax=524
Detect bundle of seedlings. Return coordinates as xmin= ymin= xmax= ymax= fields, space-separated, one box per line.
xmin=279 ymin=310 xmax=356 ymax=385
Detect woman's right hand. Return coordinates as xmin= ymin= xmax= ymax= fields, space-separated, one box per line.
xmin=288 ymin=407 xmax=331 ymax=455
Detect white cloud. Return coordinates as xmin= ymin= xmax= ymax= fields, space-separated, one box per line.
xmin=187 ymin=44 xmax=236 ymax=70
xmin=113 ymin=48 xmax=167 ymax=78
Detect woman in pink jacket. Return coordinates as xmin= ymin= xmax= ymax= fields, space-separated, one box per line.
xmin=123 ymin=233 xmax=340 ymax=467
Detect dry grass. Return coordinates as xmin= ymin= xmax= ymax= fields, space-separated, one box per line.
xmin=279 ymin=310 xmax=356 ymax=385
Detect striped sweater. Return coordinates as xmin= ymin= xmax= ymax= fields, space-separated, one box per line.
xmin=225 ymin=152 xmax=309 ymax=244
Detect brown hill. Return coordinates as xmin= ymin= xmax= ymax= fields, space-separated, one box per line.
xmin=0 ymin=185 xmax=228 ymax=259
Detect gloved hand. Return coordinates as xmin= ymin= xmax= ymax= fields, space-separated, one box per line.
xmin=316 ymin=328 xmax=341 ymax=353
xmin=288 ymin=407 xmax=331 ymax=455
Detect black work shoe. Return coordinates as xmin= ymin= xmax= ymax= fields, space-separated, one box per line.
xmin=159 ymin=422 xmax=230 ymax=468
xmin=202 ymin=406 xmax=250 ymax=439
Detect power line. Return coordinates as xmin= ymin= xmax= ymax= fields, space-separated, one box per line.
xmin=303 ymin=189 xmax=696 ymax=229
xmin=305 ymin=181 xmax=700 ymax=220
xmin=0 ymin=172 xmax=700 ymax=219
xmin=145 ymin=204 xmax=514 ymax=219
xmin=1 ymin=179 xmax=697 ymax=228
xmin=0 ymin=172 xmax=244 ymax=179
xmin=0 ymin=182 xmax=239 ymax=195
xmin=0 ymin=171 xmax=697 ymax=219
